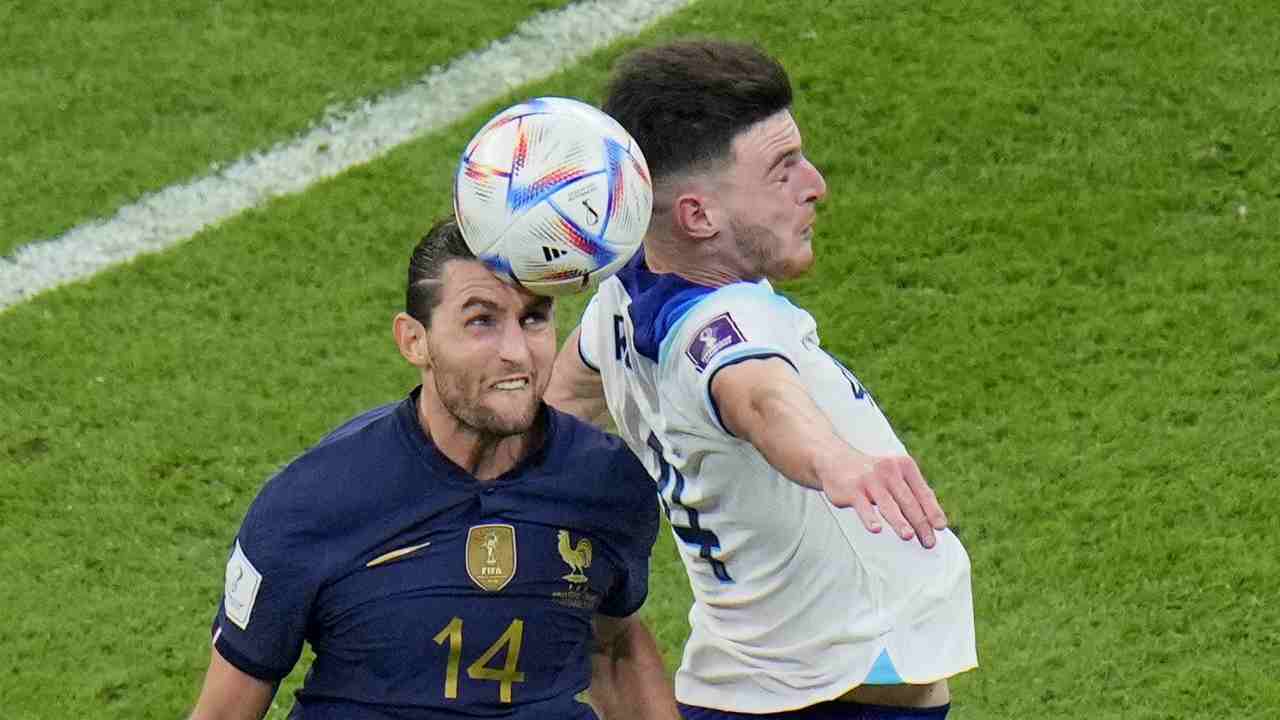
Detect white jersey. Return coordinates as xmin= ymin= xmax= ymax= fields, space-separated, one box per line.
xmin=577 ymin=257 xmax=977 ymax=712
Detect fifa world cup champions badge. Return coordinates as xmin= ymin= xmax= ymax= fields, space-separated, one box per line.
xmin=466 ymin=525 xmax=517 ymax=592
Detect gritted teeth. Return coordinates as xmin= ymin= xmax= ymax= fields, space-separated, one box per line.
xmin=494 ymin=378 xmax=529 ymax=390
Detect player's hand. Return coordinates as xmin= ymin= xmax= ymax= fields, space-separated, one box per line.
xmin=819 ymin=453 xmax=948 ymax=548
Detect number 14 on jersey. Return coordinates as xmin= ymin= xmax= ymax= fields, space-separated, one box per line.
xmin=433 ymin=616 xmax=526 ymax=703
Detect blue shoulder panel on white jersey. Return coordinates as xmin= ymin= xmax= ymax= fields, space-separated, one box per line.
xmin=616 ymin=251 xmax=714 ymax=362
xmin=620 ymin=252 xmax=794 ymax=367
xmin=656 ymin=282 xmax=793 ymax=367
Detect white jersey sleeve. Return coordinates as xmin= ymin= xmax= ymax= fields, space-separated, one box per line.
xmin=657 ymin=282 xmax=802 ymax=435
xmin=576 ymin=293 xmax=604 ymax=373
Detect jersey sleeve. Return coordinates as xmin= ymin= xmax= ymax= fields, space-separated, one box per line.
xmin=211 ymin=475 xmax=321 ymax=681
xmin=659 ymin=282 xmax=801 ymax=436
xmin=576 ymin=293 xmax=604 ymax=373
xmin=596 ymin=453 xmax=660 ymax=618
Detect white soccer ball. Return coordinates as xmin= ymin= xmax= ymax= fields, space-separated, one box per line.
xmin=454 ymin=96 xmax=652 ymax=296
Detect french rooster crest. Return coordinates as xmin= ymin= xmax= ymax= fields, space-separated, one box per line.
xmin=557 ymin=530 xmax=592 ymax=584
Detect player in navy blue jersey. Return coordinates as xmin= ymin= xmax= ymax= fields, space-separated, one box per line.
xmin=188 ymin=217 xmax=677 ymax=720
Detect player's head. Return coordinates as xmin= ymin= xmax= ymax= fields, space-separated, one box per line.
xmin=604 ymin=40 xmax=826 ymax=281
xmin=394 ymin=216 xmax=555 ymax=438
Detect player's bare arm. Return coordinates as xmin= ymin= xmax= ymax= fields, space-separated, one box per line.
xmin=587 ymin=614 xmax=679 ymax=720
xmin=188 ymin=645 xmax=274 ymax=720
xmin=546 ymin=325 xmax=610 ymax=427
xmin=711 ymin=356 xmax=947 ymax=548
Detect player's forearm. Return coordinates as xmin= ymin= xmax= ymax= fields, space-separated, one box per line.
xmin=733 ymin=380 xmax=868 ymax=493
xmin=589 ymin=620 xmax=678 ymax=720
xmin=546 ymin=328 xmax=611 ymax=427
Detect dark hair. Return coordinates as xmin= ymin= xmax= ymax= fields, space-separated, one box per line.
xmin=603 ymin=40 xmax=793 ymax=183
xmin=406 ymin=216 xmax=475 ymax=326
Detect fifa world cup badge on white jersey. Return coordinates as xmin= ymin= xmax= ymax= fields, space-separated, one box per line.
xmin=686 ymin=313 xmax=747 ymax=372
xmin=224 ymin=540 xmax=263 ymax=630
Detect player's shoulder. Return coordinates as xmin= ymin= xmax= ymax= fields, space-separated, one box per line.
xmin=658 ymin=280 xmax=807 ymax=373
xmin=545 ymin=407 xmax=651 ymax=496
xmin=615 ymin=253 xmax=791 ymax=366
xmin=540 ymin=407 xmax=659 ymax=549
xmin=681 ymin=279 xmax=799 ymax=327
xmin=245 ymin=397 xmax=415 ymax=530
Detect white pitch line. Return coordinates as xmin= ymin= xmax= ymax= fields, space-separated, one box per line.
xmin=0 ymin=0 xmax=695 ymax=311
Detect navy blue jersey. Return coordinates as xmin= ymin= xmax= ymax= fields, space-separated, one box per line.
xmin=211 ymin=388 xmax=659 ymax=719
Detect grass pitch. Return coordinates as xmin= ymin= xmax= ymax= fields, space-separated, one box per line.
xmin=0 ymin=0 xmax=571 ymax=258
xmin=2 ymin=1 xmax=1278 ymax=718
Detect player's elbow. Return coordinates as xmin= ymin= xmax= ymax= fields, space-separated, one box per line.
xmin=543 ymin=375 xmax=575 ymax=413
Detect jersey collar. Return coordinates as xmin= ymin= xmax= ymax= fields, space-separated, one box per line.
xmin=396 ymin=386 xmax=560 ymax=486
xmin=618 ymin=250 xmax=716 ymax=362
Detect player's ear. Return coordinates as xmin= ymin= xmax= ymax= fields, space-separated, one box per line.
xmin=672 ymin=191 xmax=719 ymax=242
xmin=393 ymin=312 xmax=432 ymax=369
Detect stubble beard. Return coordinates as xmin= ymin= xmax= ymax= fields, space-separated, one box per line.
xmin=730 ymin=218 xmax=812 ymax=281
xmin=431 ymin=366 xmax=541 ymax=439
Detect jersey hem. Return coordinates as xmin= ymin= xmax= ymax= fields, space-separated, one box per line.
xmin=675 ymin=662 xmax=979 ymax=714
xmin=214 ymin=631 xmax=292 ymax=682
xmin=597 ymin=584 xmax=649 ymax=618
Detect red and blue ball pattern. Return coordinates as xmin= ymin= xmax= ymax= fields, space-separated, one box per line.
xmin=454 ymin=97 xmax=652 ymax=295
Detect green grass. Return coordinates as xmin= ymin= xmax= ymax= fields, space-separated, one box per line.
xmin=3 ymin=0 xmax=1279 ymax=718
xmin=0 ymin=0 xmax=571 ymax=258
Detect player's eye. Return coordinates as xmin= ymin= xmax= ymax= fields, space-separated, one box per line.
xmin=521 ymin=310 xmax=549 ymax=327
xmin=466 ymin=314 xmax=495 ymax=327
xmin=775 ymin=154 xmax=800 ymax=182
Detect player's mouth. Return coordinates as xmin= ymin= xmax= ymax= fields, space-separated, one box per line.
xmin=492 ymin=377 xmax=530 ymax=391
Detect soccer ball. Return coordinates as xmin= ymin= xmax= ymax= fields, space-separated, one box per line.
xmin=454 ymin=96 xmax=652 ymax=296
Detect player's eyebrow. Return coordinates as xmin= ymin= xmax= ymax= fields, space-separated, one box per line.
xmin=523 ymin=296 xmax=553 ymax=315
xmin=459 ymin=295 xmax=551 ymax=315
xmin=460 ymin=296 xmax=501 ymax=313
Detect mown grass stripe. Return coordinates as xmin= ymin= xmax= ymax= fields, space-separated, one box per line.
xmin=0 ymin=0 xmax=695 ymax=312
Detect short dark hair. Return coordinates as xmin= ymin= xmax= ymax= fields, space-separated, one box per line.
xmin=603 ymin=40 xmax=793 ymax=183
xmin=406 ymin=216 xmax=475 ymax=326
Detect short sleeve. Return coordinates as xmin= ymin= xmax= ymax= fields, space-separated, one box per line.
xmin=596 ymin=453 xmax=660 ymax=618
xmin=576 ymin=293 xmax=604 ymax=373
xmin=658 ymin=283 xmax=801 ymax=436
xmin=211 ymin=478 xmax=320 ymax=681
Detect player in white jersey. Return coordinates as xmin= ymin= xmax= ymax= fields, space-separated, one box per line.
xmin=546 ymin=41 xmax=977 ymax=719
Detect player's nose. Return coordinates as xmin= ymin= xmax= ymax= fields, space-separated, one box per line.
xmin=801 ymin=157 xmax=827 ymax=204
xmin=496 ymin=317 xmax=533 ymax=366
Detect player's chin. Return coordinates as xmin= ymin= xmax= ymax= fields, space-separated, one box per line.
xmin=772 ymin=246 xmax=815 ymax=280
xmin=481 ymin=393 xmax=541 ymax=435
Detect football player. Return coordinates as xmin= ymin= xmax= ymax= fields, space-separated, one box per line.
xmin=546 ymin=41 xmax=978 ymax=719
xmin=189 ymin=217 xmax=677 ymax=720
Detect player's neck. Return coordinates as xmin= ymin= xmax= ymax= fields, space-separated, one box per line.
xmin=644 ymin=242 xmax=759 ymax=288
xmin=416 ymin=396 xmax=541 ymax=482
xmin=448 ymin=431 xmax=532 ymax=482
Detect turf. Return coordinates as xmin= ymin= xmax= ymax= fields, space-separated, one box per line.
xmin=0 ymin=0 xmax=571 ymax=258
xmin=2 ymin=0 xmax=1279 ymax=718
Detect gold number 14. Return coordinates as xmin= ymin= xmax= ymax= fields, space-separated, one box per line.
xmin=432 ymin=617 xmax=526 ymax=703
